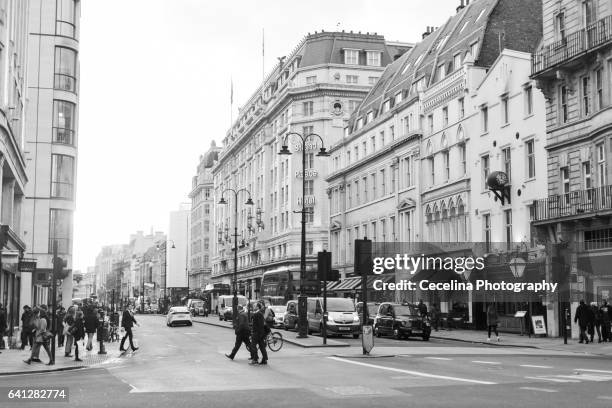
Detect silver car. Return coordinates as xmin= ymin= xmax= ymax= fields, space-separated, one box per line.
xmin=166 ymin=306 xmax=193 ymax=327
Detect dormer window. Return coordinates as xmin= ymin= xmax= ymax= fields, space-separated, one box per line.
xmin=367 ymin=111 xmax=374 ymax=123
xmin=357 ymin=118 xmax=364 ymax=130
xmin=366 ymin=51 xmax=381 ymax=67
xmin=383 ymin=100 xmax=391 ymax=113
xmin=395 ymin=92 xmax=403 ymax=105
xmin=437 ymin=64 xmax=446 ymax=81
xmin=344 ymin=49 xmax=359 ymax=65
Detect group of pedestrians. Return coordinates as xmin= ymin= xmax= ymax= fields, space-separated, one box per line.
xmin=225 ymin=302 xmax=273 ymax=365
xmin=574 ymin=299 xmax=612 ymax=344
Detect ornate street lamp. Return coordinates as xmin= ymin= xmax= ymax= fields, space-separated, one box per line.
xmin=218 ymin=188 xmax=254 ymax=323
xmin=278 ymin=131 xmax=330 ymax=338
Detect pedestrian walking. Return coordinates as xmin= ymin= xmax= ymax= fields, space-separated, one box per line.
xmin=590 ymin=302 xmax=602 ymax=343
xmin=263 ymin=303 xmax=275 ymax=330
xmin=430 ymin=303 xmax=440 ymax=332
xmin=575 ymin=299 xmax=593 ymax=344
xmin=486 ymin=303 xmax=500 ymax=342
xmin=63 ymin=306 xmax=76 ymax=357
xmin=23 ymin=308 xmax=53 ymax=365
xmin=0 ymin=304 xmax=7 ymax=351
xmin=417 ymin=300 xmax=428 ymax=317
xmin=84 ymin=307 xmax=98 ymax=351
xmin=56 ymin=306 xmax=66 ymax=348
xmin=20 ymin=305 xmax=34 ymax=350
xmin=119 ymin=304 xmax=139 ymax=352
xmin=225 ymin=304 xmax=256 ymax=361
xmin=250 ymin=303 xmax=268 ymax=365
xmin=72 ymin=310 xmax=85 ymax=362
xmin=600 ymin=300 xmax=611 ymax=342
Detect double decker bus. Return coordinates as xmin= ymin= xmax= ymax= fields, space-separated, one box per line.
xmin=261 ymin=266 xmax=319 ymax=301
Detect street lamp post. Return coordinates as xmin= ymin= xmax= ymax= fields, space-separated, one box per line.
xmin=218 ymin=188 xmax=254 ymax=323
xmin=279 ymin=131 xmax=330 ymax=338
xmin=156 ymin=240 xmax=175 ymax=312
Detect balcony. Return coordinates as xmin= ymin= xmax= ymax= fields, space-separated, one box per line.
xmin=533 ymin=185 xmax=612 ymax=223
xmin=532 ymin=15 xmax=612 ymax=76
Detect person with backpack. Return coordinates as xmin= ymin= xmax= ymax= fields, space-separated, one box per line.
xmin=263 ymin=304 xmax=275 ymax=330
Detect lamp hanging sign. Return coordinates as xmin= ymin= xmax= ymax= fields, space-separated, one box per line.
xmin=295 ymin=169 xmax=318 ymax=179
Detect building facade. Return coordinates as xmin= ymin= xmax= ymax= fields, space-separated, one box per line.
xmin=167 ymin=204 xmax=190 ymax=301
xmin=23 ymin=0 xmax=81 ymax=309
xmin=211 ymin=31 xmax=412 ymax=299
xmin=188 ymin=142 xmax=221 ymax=295
xmin=531 ymin=0 xmax=612 ymax=337
xmin=0 ymin=0 xmax=30 ymax=335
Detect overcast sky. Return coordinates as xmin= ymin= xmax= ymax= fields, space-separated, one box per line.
xmin=75 ymin=0 xmax=460 ymax=272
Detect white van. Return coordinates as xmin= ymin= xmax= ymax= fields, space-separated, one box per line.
xmin=218 ymin=295 xmax=247 ymax=321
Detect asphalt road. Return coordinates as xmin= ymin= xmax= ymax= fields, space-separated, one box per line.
xmin=2 ymin=315 xmax=612 ymax=408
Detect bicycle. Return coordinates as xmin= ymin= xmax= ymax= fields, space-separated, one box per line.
xmin=266 ymin=330 xmax=283 ymax=352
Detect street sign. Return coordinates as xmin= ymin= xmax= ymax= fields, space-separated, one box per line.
xmin=18 ymin=259 xmax=37 ymax=273
xmin=362 ymin=325 xmax=374 ymax=354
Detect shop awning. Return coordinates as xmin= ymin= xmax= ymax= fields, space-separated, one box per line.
xmin=332 ymin=277 xmax=361 ymax=291
xmin=330 ymin=274 xmax=395 ymax=292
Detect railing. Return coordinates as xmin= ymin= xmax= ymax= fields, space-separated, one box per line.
xmin=533 ymin=185 xmax=612 ymax=221
xmin=532 ymin=15 xmax=612 ymax=75
xmin=52 ymin=127 xmax=74 ymax=145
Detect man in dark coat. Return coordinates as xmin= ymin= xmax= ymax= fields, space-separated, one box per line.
xmin=601 ymin=300 xmax=611 ymax=342
xmin=250 ymin=303 xmax=268 ymax=365
xmin=225 ymin=304 xmax=256 ymax=361
xmin=417 ymin=300 xmax=428 ymax=317
xmin=575 ymin=300 xmax=594 ymax=344
xmin=119 ymin=305 xmax=139 ymax=352
xmin=20 ymin=305 xmax=34 ymax=350
xmin=56 ymin=306 xmax=66 ymax=348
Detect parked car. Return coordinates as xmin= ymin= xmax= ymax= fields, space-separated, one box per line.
xmin=270 ymin=305 xmax=287 ymax=328
xmin=356 ymin=302 xmax=379 ymax=326
xmin=218 ymin=295 xmax=247 ymax=321
xmin=283 ymin=300 xmax=299 ymax=331
xmin=187 ymin=299 xmax=207 ymax=316
xmin=166 ymin=306 xmax=193 ymax=327
xmin=307 ymin=297 xmax=360 ymax=338
xmin=373 ymin=302 xmax=431 ymax=341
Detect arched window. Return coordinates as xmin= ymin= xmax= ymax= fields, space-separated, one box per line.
xmin=449 ymin=200 xmax=457 ymax=242
xmin=433 ymin=204 xmax=441 ymax=242
xmin=457 ymin=198 xmax=466 ymax=241
xmin=441 ymin=202 xmax=449 ymax=242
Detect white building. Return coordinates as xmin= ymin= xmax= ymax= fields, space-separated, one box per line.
xmin=167 ymin=204 xmax=190 ymax=291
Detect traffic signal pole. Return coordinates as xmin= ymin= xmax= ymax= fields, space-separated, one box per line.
xmin=50 ymin=241 xmax=58 ymax=365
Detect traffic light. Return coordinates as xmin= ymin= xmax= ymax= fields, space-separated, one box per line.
xmin=53 ymin=255 xmax=68 ymax=280
xmin=354 ymin=239 xmax=373 ymax=276
xmin=317 ymin=251 xmax=331 ymax=281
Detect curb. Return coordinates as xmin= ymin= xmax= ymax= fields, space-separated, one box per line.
xmin=0 ymin=365 xmax=88 ymax=377
xmin=430 ymin=335 xmax=538 ymax=349
xmin=192 ymin=318 xmax=350 ymax=348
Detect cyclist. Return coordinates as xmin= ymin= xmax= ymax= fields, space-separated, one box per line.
xmin=250 ymin=303 xmax=268 ymax=366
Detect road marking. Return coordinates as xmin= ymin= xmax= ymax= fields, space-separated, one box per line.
xmin=576 ymin=368 xmax=612 ymax=374
xmin=524 ymin=376 xmax=579 ymax=383
xmin=328 ymin=357 xmax=496 ymax=385
xmin=166 ymin=344 xmax=178 ymax=348
xmin=597 ymin=396 xmax=612 ymax=400
xmin=424 ymin=357 xmax=452 ymax=361
xmin=520 ymin=387 xmax=557 ymax=393
xmin=472 ymin=361 xmax=501 ymax=365
xmin=520 ymin=365 xmax=553 ymax=369
xmin=557 ymin=374 xmax=612 ymax=382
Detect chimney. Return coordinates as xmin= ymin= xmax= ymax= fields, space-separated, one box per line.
xmin=457 ymin=0 xmax=465 ymax=12
xmin=422 ymin=26 xmax=432 ymax=39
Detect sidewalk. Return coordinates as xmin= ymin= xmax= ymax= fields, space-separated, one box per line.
xmin=0 ymin=342 xmax=120 ymax=376
xmin=430 ymin=328 xmax=612 ymax=355
xmin=191 ymin=315 xmax=350 ymax=348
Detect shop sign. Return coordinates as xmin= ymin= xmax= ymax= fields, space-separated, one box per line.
xmin=297 ymin=196 xmax=316 ymax=207
xmin=531 ymin=315 xmax=547 ymax=335
xmin=295 ymin=169 xmax=318 ymax=179
xmin=294 ymin=142 xmax=319 ymax=151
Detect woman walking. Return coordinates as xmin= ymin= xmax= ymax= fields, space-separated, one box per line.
xmin=24 ymin=308 xmax=53 ymax=365
xmin=63 ymin=306 xmax=76 ymax=357
xmin=486 ymin=303 xmax=500 ymax=342
xmin=84 ymin=307 xmax=98 ymax=351
xmin=73 ymin=310 xmax=85 ymax=362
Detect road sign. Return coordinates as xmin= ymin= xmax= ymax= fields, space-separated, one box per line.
xmin=362 ymin=325 xmax=374 ymax=354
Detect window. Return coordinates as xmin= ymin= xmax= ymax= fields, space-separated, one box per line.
xmin=380 ymin=169 xmax=386 ymax=195
xmin=483 ymin=214 xmax=491 ymax=252
xmin=584 ymin=228 xmax=612 ymax=251
xmin=390 ymin=125 xmax=395 ymax=141
xmin=395 ymin=92 xmax=403 ymax=105
xmin=470 ymin=41 xmax=479 ymax=58
xmin=346 ymin=183 xmax=352 ymax=207
xmin=346 ymin=150 xmax=351 ymax=165
xmin=482 ymin=154 xmax=490 ymax=189
xmin=458 ymin=143 xmax=466 ymax=176
xmin=458 ymin=97 xmax=465 ymax=118
xmin=305 ymin=153 xmax=314 ymax=169
xmin=428 ymin=156 xmax=435 ymax=186
xmin=559 ymin=85 xmax=568 ymax=123
xmin=354 ymin=145 xmax=359 ymax=160
xmin=443 ymin=150 xmax=450 ymax=182
xmin=371 ymin=174 xmax=377 ymax=199
xmin=355 ymin=180 xmax=360 ymax=204
xmin=390 ymin=165 xmax=395 ymax=193
xmin=526 ymin=140 xmax=536 ymax=179
xmin=428 ymin=114 xmax=434 ymax=134
xmin=382 ymin=100 xmax=390 ymax=113
xmin=371 ymin=135 xmax=376 ymax=152
xmin=437 ymin=64 xmax=446 ymax=80
xmin=598 ymin=143 xmax=606 ymax=186
xmin=501 ymin=94 xmax=509 ymax=124
xmin=442 ymin=106 xmax=449 ymax=127
xmin=582 ymin=76 xmax=591 ymax=116
xmin=306 ymin=76 xmax=316 ymax=85
xmin=344 ymin=49 xmax=359 ymax=65
xmin=480 ymin=105 xmax=488 ymax=133
xmin=380 ymin=130 xmax=385 ymax=146
xmin=404 ymin=156 xmax=413 ymax=188
xmin=524 ymin=85 xmax=533 ymax=116
xmin=583 ymin=0 xmax=596 ymax=26
xmin=346 ymin=75 xmax=359 ymax=84
xmin=366 ymin=111 xmax=374 ymax=123
xmin=368 ymin=76 xmax=378 ymax=85
xmin=555 ymin=12 xmax=565 ymax=41
xmin=362 ymin=176 xmax=368 ymax=202
xmin=302 ymin=101 xmax=314 ymax=116
xmin=56 ymin=0 xmax=77 ymax=38
xmin=305 ymin=180 xmax=314 ymax=195
xmin=596 ymin=69 xmax=604 ymax=110
xmin=306 ymin=241 xmax=314 ymax=255
xmin=49 ymin=209 xmax=73 ymax=254
xmin=561 ymin=166 xmax=570 ymax=204
xmin=504 ymin=210 xmax=512 ymax=250
xmin=583 ymin=161 xmax=592 ymax=200
xmin=366 ymin=51 xmax=381 ymax=66
xmin=453 ymin=53 xmax=462 ymax=71
xmin=52 ymin=100 xmax=76 ymax=145
xmin=362 ymin=141 xmax=367 ymax=157
xmin=51 ymin=154 xmax=75 ymax=199
xmin=54 ymin=47 xmax=77 ymax=92
xmin=502 ymin=147 xmax=511 ymax=183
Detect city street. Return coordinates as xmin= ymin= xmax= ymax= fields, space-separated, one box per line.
xmin=3 ymin=316 xmax=612 ymax=407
